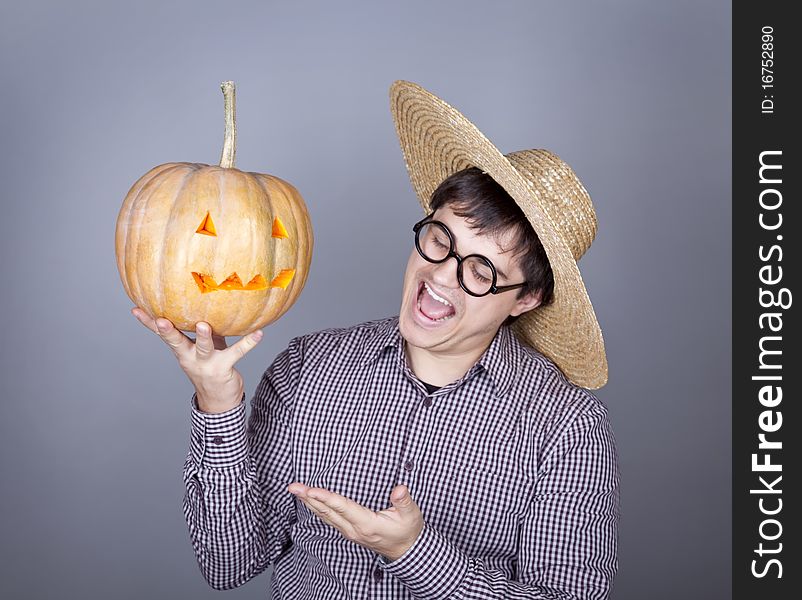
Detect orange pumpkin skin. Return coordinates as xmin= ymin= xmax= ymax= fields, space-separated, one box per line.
xmin=115 ymin=161 xmax=313 ymax=336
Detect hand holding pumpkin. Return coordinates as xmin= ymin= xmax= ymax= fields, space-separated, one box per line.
xmin=131 ymin=307 xmax=262 ymax=413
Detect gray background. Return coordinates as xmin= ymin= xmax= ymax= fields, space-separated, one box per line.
xmin=0 ymin=1 xmax=731 ymax=598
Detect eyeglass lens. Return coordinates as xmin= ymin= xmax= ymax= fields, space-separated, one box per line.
xmin=416 ymin=222 xmax=495 ymax=295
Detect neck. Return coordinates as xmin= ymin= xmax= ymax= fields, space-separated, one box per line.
xmin=404 ymin=335 xmax=494 ymax=387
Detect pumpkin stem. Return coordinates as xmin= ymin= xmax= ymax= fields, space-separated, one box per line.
xmin=219 ymin=81 xmax=236 ymax=168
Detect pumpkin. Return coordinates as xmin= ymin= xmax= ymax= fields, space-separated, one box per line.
xmin=115 ymin=81 xmax=313 ymax=336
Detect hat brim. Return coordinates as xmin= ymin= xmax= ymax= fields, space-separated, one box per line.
xmin=389 ymin=80 xmax=608 ymax=389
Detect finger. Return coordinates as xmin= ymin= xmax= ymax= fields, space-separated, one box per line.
xmin=300 ymin=497 xmax=357 ymax=539
xmin=194 ymin=322 xmax=216 ymax=360
xmin=289 ymin=484 xmax=363 ymax=532
xmin=154 ymin=317 xmax=193 ymax=358
xmin=308 ymin=487 xmax=370 ymax=518
xmin=223 ymin=329 xmax=264 ymax=364
xmin=303 ymin=487 xmax=373 ymax=530
xmin=131 ymin=307 xmax=160 ymax=335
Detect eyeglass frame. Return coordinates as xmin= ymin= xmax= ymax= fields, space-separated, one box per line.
xmin=412 ymin=213 xmax=530 ymax=297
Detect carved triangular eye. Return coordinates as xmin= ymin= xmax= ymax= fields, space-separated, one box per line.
xmin=196 ymin=211 xmax=217 ymax=236
xmin=272 ymin=216 xmax=288 ymax=239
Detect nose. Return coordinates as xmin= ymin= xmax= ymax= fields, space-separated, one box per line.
xmin=430 ymin=256 xmax=460 ymax=289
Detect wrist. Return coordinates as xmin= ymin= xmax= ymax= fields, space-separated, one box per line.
xmin=194 ymin=390 xmax=245 ymax=414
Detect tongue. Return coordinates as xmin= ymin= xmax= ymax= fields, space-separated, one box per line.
xmin=420 ymin=288 xmax=455 ymax=320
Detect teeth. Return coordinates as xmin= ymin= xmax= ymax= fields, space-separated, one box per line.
xmin=424 ymin=282 xmax=452 ymax=306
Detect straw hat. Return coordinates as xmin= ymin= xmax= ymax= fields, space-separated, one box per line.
xmin=389 ymin=80 xmax=608 ymax=389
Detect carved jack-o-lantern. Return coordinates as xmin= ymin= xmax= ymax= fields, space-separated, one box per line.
xmin=115 ymin=81 xmax=313 ymax=336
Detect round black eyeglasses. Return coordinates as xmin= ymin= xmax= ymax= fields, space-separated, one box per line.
xmin=412 ymin=214 xmax=529 ymax=297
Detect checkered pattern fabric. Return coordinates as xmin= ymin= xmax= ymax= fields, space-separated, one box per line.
xmin=182 ymin=316 xmax=619 ymax=598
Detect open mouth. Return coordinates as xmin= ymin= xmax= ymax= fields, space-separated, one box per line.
xmin=416 ymin=281 xmax=456 ymax=322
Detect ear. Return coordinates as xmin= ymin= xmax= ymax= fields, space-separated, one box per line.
xmin=509 ymin=288 xmax=542 ymax=318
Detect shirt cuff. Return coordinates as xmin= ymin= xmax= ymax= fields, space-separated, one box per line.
xmin=377 ymin=521 xmax=469 ymax=599
xmin=188 ymin=392 xmax=247 ymax=468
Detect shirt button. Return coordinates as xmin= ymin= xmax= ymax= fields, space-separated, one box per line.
xmin=373 ymin=567 xmax=384 ymax=582
xmin=404 ymin=460 xmax=414 ymax=471
xmin=423 ymin=397 xmax=432 ymax=407
xmin=212 ymin=435 xmax=224 ymax=445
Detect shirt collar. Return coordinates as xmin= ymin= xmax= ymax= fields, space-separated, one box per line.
xmin=360 ymin=316 xmax=404 ymax=365
xmin=361 ymin=316 xmax=522 ymax=399
xmin=476 ymin=323 xmax=523 ymax=398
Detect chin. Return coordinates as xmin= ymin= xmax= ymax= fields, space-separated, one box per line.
xmin=399 ymin=314 xmax=451 ymax=351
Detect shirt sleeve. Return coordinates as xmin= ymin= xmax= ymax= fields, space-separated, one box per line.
xmin=376 ymin=402 xmax=620 ymax=600
xmin=181 ymin=336 xmax=305 ymax=590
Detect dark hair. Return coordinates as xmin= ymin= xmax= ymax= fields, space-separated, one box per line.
xmin=429 ymin=166 xmax=554 ymax=325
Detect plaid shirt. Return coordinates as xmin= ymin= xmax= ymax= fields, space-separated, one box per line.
xmin=182 ymin=316 xmax=619 ymax=599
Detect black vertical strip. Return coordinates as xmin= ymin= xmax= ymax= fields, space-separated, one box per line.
xmin=733 ymin=2 xmax=798 ymax=598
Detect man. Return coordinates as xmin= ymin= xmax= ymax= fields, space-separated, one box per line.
xmin=132 ymin=80 xmax=619 ymax=599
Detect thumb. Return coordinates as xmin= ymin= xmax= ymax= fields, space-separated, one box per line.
xmin=390 ymin=485 xmax=415 ymax=511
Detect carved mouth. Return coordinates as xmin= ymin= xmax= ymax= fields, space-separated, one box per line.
xmin=191 ymin=269 xmax=295 ymax=293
